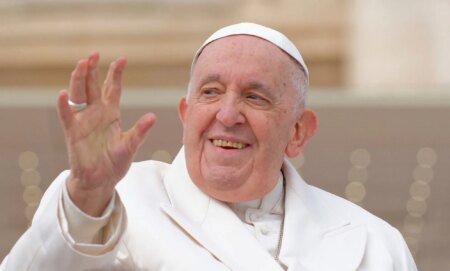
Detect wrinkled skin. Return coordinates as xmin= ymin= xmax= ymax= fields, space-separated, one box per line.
xmin=58 ymin=53 xmax=156 ymax=216
xmin=179 ymin=36 xmax=317 ymax=202
xmin=60 ymin=36 xmax=317 ymax=216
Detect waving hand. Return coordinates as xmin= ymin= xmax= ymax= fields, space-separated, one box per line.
xmin=57 ymin=52 xmax=156 ymax=216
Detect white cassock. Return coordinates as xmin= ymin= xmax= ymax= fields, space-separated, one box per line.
xmin=1 ymin=147 xmax=417 ymax=270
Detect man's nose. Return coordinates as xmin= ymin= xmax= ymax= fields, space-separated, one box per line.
xmin=216 ymin=97 xmax=245 ymax=127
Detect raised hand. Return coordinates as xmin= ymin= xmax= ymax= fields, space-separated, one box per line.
xmin=57 ymin=52 xmax=156 ymax=216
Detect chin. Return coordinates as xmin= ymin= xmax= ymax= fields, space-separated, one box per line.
xmin=189 ymin=171 xmax=249 ymax=202
xmin=206 ymin=186 xmax=264 ymax=203
xmin=201 ymin=175 xmax=270 ymax=203
xmin=204 ymin=173 xmax=246 ymax=192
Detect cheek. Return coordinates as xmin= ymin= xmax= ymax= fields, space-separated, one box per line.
xmin=255 ymin=112 xmax=293 ymax=152
xmin=251 ymin=116 xmax=280 ymax=148
xmin=184 ymin=105 xmax=216 ymax=140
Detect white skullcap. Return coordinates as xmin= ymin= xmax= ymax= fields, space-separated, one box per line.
xmin=191 ymin=22 xmax=308 ymax=78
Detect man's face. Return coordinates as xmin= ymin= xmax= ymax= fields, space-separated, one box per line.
xmin=179 ymin=35 xmax=316 ymax=202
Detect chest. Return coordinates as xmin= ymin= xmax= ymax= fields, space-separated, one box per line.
xmin=122 ymin=216 xmax=230 ymax=270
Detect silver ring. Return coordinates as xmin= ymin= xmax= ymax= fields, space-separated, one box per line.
xmin=68 ymin=99 xmax=87 ymax=111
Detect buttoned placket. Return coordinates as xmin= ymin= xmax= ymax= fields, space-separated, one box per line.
xmin=230 ymin=173 xmax=284 ymax=257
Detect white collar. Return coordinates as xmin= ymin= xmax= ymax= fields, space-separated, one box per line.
xmin=229 ymin=173 xmax=284 ymax=221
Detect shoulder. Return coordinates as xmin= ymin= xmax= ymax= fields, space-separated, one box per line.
xmin=129 ymin=159 xmax=170 ymax=173
xmin=284 ymin=160 xmax=406 ymax=246
xmin=306 ymin=182 xmax=414 ymax=258
xmin=306 ymin=184 xmax=397 ymax=233
xmin=301 ymin=182 xmax=415 ymax=266
xmin=123 ymin=160 xmax=170 ymax=181
xmin=284 ymin=160 xmax=395 ymax=232
xmin=116 ymin=160 xmax=171 ymax=202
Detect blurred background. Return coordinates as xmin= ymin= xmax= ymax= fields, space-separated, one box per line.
xmin=0 ymin=0 xmax=449 ymax=269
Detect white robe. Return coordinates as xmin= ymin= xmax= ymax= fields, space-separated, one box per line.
xmin=1 ymin=148 xmax=417 ymax=270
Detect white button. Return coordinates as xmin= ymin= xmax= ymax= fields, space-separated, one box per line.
xmin=260 ymin=226 xmax=270 ymax=235
xmin=246 ymin=210 xmax=262 ymax=222
xmin=250 ymin=213 xmax=259 ymax=221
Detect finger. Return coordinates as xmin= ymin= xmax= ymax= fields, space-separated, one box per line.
xmin=125 ymin=113 xmax=156 ymax=154
xmin=69 ymin=59 xmax=89 ymax=105
xmin=102 ymin=57 xmax=127 ymax=105
xmin=57 ymin=90 xmax=74 ymax=130
xmin=86 ymin=51 xmax=101 ymax=103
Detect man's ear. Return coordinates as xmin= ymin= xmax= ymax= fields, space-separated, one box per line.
xmin=285 ymin=109 xmax=318 ymax=158
xmin=178 ymin=96 xmax=188 ymax=125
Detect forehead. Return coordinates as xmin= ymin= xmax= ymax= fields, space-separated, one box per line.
xmin=192 ymin=35 xmax=298 ymax=84
xmin=196 ymin=35 xmax=291 ymax=65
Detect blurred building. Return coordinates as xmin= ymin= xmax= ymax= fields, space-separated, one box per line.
xmin=0 ymin=0 xmax=449 ymax=269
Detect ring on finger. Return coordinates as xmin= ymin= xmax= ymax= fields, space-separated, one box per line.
xmin=68 ymin=99 xmax=87 ymax=111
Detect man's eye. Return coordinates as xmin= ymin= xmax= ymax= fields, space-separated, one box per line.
xmin=245 ymin=93 xmax=271 ymax=108
xmin=247 ymin=94 xmax=263 ymax=100
xmin=203 ymin=89 xmax=217 ymax=96
xmin=246 ymin=93 xmax=268 ymax=103
xmin=197 ymin=88 xmax=220 ymax=102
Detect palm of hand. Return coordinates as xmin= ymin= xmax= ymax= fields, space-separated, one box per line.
xmin=57 ymin=53 xmax=156 ymax=216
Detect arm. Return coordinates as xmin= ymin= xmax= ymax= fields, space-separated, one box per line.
xmin=0 ymin=171 xmax=132 ymax=271
xmin=1 ymin=53 xmax=156 ymax=270
xmin=393 ymin=229 xmax=417 ymax=271
xmin=59 ymin=52 xmax=155 ymax=216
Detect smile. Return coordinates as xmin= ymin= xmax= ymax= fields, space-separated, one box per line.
xmin=212 ymin=139 xmax=248 ymax=149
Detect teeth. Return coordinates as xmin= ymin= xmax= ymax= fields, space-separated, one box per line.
xmin=213 ymin=139 xmax=247 ymax=149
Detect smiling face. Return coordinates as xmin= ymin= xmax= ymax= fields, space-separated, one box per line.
xmin=179 ymin=35 xmax=317 ymax=202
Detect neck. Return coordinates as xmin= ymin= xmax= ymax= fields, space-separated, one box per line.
xmin=229 ymin=173 xmax=284 ymax=221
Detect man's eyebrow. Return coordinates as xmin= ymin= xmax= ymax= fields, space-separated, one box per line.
xmin=245 ymin=81 xmax=270 ymax=92
xmin=198 ymin=74 xmax=221 ymax=87
xmin=244 ymin=81 xmax=277 ymax=99
xmin=197 ymin=75 xmax=276 ymax=99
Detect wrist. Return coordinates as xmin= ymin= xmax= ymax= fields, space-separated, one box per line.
xmin=66 ymin=175 xmax=114 ymax=217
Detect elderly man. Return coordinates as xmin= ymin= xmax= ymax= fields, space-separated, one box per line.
xmin=1 ymin=23 xmax=416 ymax=270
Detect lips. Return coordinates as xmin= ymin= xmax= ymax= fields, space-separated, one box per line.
xmin=212 ymin=139 xmax=248 ymax=149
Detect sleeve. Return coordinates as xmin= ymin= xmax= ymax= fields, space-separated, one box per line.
xmin=392 ymin=228 xmax=418 ymax=271
xmin=0 ymin=171 xmax=133 ymax=271
xmin=60 ymin=178 xmax=123 ymax=254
